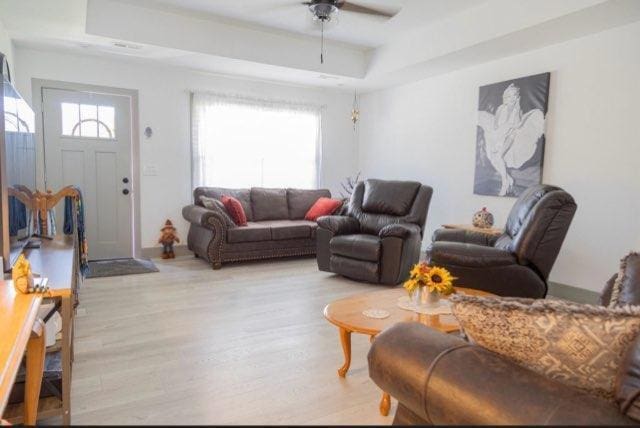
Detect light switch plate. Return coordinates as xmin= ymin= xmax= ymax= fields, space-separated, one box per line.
xmin=143 ymin=164 xmax=159 ymax=176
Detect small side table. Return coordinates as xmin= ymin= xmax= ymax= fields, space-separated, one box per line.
xmin=441 ymin=224 xmax=503 ymax=236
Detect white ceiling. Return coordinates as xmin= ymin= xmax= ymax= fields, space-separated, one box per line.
xmin=1 ymin=0 xmax=640 ymax=91
xmin=122 ymin=0 xmax=486 ymax=48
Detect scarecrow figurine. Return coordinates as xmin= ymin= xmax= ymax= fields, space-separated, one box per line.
xmin=12 ymin=254 xmax=34 ymax=293
xmin=158 ymin=219 xmax=180 ymax=259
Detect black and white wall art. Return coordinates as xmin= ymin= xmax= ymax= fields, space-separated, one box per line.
xmin=474 ymin=72 xmax=550 ymax=197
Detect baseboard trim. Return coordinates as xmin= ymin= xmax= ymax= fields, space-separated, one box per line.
xmin=141 ymin=245 xmax=191 ymax=259
xmin=548 ymin=281 xmax=599 ymax=304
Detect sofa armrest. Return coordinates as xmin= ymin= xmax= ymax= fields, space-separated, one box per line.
xmin=316 ymin=215 xmax=360 ymax=235
xmin=379 ymin=223 xmax=421 ymax=239
xmin=368 ymin=323 xmax=634 ymax=425
xmin=182 ymin=205 xmax=228 ymax=231
xmin=432 ymin=228 xmax=497 ymax=246
xmin=428 ymin=241 xmax=517 ymax=268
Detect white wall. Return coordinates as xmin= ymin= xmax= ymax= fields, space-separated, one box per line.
xmin=13 ymin=47 xmax=358 ymax=250
xmin=358 ymin=22 xmax=640 ymax=292
xmin=0 ymin=19 xmax=14 ymax=77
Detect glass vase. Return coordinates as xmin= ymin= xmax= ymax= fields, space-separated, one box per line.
xmin=413 ymin=286 xmax=440 ymax=310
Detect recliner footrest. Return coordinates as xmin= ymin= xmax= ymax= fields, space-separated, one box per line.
xmin=330 ymin=255 xmax=379 ymax=283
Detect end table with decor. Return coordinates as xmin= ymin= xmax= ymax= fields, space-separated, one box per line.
xmin=441 ymin=223 xmax=503 ymax=236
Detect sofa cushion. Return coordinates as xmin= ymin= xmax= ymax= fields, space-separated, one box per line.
xmin=251 ymin=188 xmax=288 ymax=221
xmin=451 ymin=294 xmax=640 ymax=400
xmin=199 ymin=196 xmax=236 ymax=228
xmin=259 ymin=220 xmax=312 ymax=240
xmin=194 ymin=187 xmax=253 ymax=221
xmin=225 ymin=220 xmax=318 ymax=243
xmin=362 ymin=179 xmax=421 ymax=216
xmin=608 ymin=252 xmax=640 ymax=308
xmin=227 ymin=222 xmax=271 ymax=243
xmin=222 ymin=195 xmax=248 ymax=226
xmin=287 ymin=188 xmax=331 ymax=219
xmin=330 ymin=234 xmax=381 ymax=262
xmin=305 ymin=197 xmax=343 ymax=221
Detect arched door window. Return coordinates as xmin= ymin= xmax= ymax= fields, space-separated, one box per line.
xmin=61 ymin=103 xmax=115 ymax=139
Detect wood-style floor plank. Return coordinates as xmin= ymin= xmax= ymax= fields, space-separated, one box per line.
xmin=55 ymin=256 xmax=395 ymax=425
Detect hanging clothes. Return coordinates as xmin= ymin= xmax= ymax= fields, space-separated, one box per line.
xmin=8 ymin=195 xmax=27 ymax=236
xmin=63 ymin=187 xmax=88 ymax=276
xmin=27 ymin=207 xmax=56 ymax=237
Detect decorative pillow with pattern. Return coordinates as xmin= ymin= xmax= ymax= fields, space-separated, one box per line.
xmin=199 ymin=196 xmax=237 ymax=228
xmin=609 ymin=252 xmax=640 ymax=307
xmin=451 ymin=294 xmax=640 ymax=400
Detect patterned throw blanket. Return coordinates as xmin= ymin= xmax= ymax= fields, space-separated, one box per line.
xmin=63 ymin=187 xmax=89 ymax=277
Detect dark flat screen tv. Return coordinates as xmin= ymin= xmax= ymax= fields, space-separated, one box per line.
xmin=0 ymin=52 xmax=37 ymax=271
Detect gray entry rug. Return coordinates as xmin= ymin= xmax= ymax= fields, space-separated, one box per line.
xmin=86 ymin=258 xmax=159 ymax=279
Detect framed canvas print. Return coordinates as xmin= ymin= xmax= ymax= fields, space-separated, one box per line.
xmin=474 ymin=72 xmax=550 ymax=197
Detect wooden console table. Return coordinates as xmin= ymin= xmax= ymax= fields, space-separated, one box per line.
xmin=3 ymin=235 xmax=79 ymax=425
xmin=0 ymin=281 xmax=46 ymax=425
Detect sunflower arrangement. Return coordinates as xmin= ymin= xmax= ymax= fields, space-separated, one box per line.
xmin=403 ymin=262 xmax=456 ymax=296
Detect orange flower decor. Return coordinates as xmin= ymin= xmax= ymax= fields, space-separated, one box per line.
xmin=403 ymin=262 xmax=455 ymax=296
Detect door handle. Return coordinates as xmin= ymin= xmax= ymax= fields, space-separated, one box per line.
xmin=122 ymin=189 xmax=130 ymax=195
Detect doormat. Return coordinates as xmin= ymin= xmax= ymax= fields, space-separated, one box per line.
xmin=86 ymin=258 xmax=159 ymax=279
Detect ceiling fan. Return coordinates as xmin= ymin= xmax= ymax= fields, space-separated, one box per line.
xmin=301 ymin=0 xmax=400 ymax=63
xmin=304 ymin=0 xmax=398 ymax=21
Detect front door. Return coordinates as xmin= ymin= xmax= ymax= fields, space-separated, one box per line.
xmin=42 ymin=87 xmax=133 ymax=260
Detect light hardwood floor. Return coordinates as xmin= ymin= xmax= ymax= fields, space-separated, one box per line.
xmin=64 ymin=256 xmax=395 ymax=425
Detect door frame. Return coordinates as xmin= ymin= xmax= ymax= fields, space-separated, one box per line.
xmin=31 ymin=78 xmax=142 ymax=259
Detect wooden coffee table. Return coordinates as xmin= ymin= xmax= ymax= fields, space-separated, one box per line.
xmin=323 ymin=287 xmax=494 ymax=416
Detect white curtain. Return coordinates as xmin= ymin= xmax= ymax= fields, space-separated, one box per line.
xmin=191 ymin=92 xmax=322 ymax=190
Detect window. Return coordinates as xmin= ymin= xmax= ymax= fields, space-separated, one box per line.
xmin=191 ymin=92 xmax=321 ymax=189
xmin=4 ymin=96 xmax=34 ymax=133
xmin=61 ymin=102 xmax=115 ymax=139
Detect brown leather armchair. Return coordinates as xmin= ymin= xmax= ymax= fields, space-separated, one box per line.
xmin=316 ymin=179 xmax=433 ymax=285
xmin=368 ymin=255 xmax=640 ymax=425
xmin=427 ymin=184 xmax=577 ymax=298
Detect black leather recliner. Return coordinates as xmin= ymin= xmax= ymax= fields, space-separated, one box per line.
xmin=427 ymin=184 xmax=577 ymax=298
xmin=316 ymin=179 xmax=433 ymax=285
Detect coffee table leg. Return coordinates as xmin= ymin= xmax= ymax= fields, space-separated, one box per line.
xmin=338 ymin=327 xmax=351 ymax=377
xmin=380 ymin=392 xmax=391 ymax=416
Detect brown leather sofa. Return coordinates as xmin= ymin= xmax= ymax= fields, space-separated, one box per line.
xmin=182 ymin=187 xmax=332 ymax=269
xmin=369 ymin=323 xmax=637 ymax=426
xmin=316 ymin=179 xmax=433 ymax=285
xmin=368 ymin=257 xmax=640 ymax=425
xmin=427 ymin=184 xmax=577 ymax=298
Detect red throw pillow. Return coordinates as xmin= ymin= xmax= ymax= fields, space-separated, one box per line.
xmin=221 ymin=195 xmax=247 ymax=226
xmin=305 ymin=197 xmax=343 ymax=221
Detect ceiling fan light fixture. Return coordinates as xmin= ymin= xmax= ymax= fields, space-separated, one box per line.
xmin=309 ymin=3 xmax=338 ymax=22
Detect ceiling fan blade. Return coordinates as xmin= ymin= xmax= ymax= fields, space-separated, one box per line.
xmin=338 ymin=1 xmax=398 ymax=18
